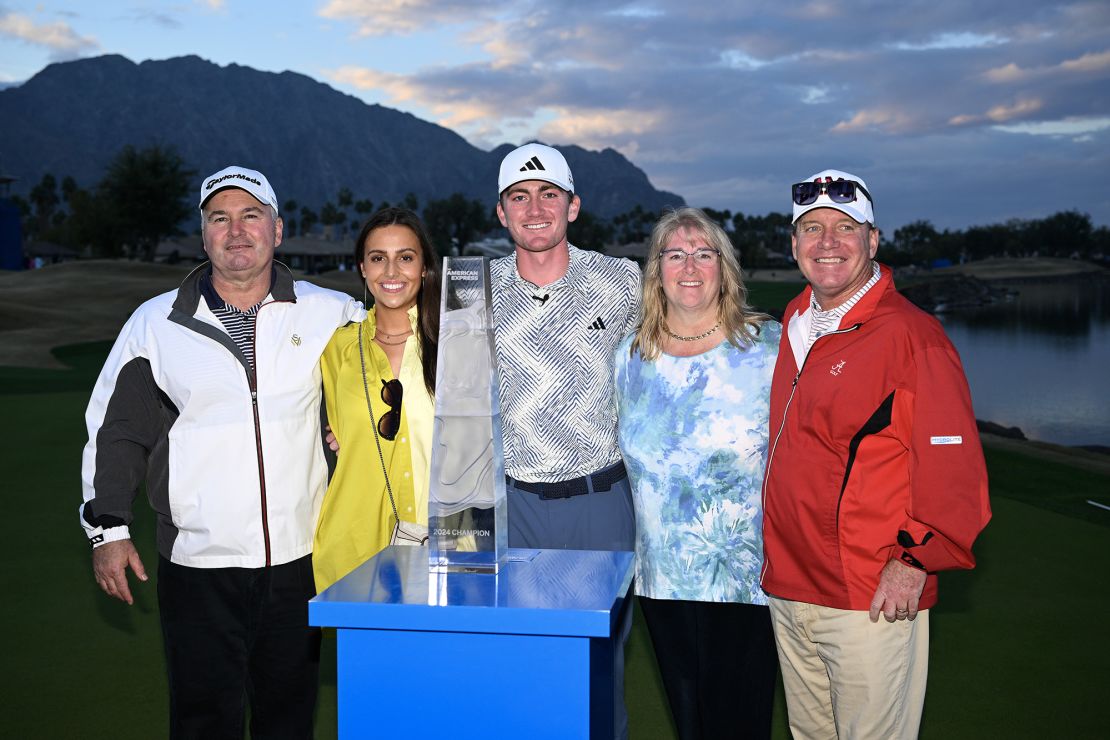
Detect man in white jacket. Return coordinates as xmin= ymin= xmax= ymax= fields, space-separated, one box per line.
xmin=80 ymin=165 xmax=362 ymax=738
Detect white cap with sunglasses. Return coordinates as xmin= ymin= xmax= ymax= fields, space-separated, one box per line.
xmin=791 ymin=169 xmax=874 ymax=226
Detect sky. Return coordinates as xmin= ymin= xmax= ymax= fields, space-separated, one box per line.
xmin=1 ymin=1 xmax=1109 ymax=233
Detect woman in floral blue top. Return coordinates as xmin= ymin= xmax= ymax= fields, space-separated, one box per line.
xmin=614 ymin=207 xmax=779 ymax=739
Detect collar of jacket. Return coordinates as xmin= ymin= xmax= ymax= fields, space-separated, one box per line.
xmin=171 ymin=260 xmax=297 ymax=316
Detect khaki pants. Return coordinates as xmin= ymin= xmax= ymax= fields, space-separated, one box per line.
xmin=768 ymin=596 xmax=929 ymax=740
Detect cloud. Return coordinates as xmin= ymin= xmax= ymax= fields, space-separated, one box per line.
xmin=993 ymin=116 xmax=1110 ymax=137
xmin=985 ymin=48 xmax=1110 ymax=81
xmin=318 ymin=0 xmax=484 ymax=36
xmin=950 ymin=98 xmax=1044 ymax=126
xmin=0 ymin=12 xmax=98 ymax=56
xmin=318 ymin=2 xmax=1110 ymax=228
xmin=890 ymin=31 xmax=1007 ymax=51
xmin=832 ymin=108 xmax=918 ymax=135
xmin=1060 ymin=49 xmax=1110 ymax=73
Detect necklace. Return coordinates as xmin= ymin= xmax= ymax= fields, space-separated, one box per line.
xmin=665 ymin=322 xmax=720 ymax=342
xmin=374 ymin=333 xmax=412 ymax=346
xmin=377 ymin=326 xmax=413 ymax=338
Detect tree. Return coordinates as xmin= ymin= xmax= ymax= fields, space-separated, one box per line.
xmin=568 ymin=210 xmax=614 ymax=252
xmin=283 ymin=200 xmax=299 ymax=236
xmin=62 ymin=186 xmax=123 ymax=257
xmin=97 ymin=144 xmax=194 ymax=260
xmin=1028 ymin=210 xmax=1093 ymax=257
xmin=423 ymin=193 xmax=491 ymax=257
xmin=703 ymin=207 xmax=732 ymax=229
xmin=891 ymin=220 xmax=941 ymax=264
xmin=320 ymin=201 xmax=344 ymax=239
xmin=60 ymin=175 xmax=79 ymax=204
xmin=28 ymin=173 xmax=60 ymax=237
xmin=300 ymin=206 xmax=319 ymax=236
xmin=613 ymin=204 xmax=655 ymax=244
xmin=729 ymin=211 xmax=791 ymax=267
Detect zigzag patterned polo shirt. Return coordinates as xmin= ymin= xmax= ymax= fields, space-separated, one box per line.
xmin=491 ymin=245 xmax=642 ymax=482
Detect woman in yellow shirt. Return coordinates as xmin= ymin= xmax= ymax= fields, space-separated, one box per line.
xmin=313 ymin=208 xmax=441 ymax=592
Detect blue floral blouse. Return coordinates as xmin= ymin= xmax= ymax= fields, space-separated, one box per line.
xmin=614 ymin=322 xmax=780 ymax=603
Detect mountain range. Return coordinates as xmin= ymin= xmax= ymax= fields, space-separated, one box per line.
xmin=0 ymin=55 xmax=682 ymax=219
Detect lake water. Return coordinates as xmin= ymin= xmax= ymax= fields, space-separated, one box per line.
xmin=936 ymin=274 xmax=1110 ymax=447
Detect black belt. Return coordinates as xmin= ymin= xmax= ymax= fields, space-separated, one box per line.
xmin=507 ymin=461 xmax=627 ymax=501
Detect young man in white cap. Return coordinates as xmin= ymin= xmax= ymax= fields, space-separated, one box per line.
xmin=80 ymin=165 xmax=362 ymax=738
xmin=761 ymin=169 xmax=991 ymax=739
xmin=490 ymin=143 xmax=641 ymax=738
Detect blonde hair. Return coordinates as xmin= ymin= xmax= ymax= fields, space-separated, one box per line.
xmin=632 ymin=207 xmax=769 ymax=361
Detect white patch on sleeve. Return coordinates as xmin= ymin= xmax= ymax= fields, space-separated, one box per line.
xmin=930 ymin=435 xmax=963 ymax=445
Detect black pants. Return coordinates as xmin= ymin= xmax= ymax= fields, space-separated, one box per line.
xmin=157 ymin=555 xmax=321 ymax=740
xmin=639 ymin=597 xmax=778 ymax=740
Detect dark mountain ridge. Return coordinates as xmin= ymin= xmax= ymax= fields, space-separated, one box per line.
xmin=0 ymin=54 xmax=682 ymax=219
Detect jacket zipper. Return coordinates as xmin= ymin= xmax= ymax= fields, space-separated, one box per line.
xmin=249 ymin=299 xmax=291 ymax=568
xmin=249 ymin=369 xmax=270 ymax=567
xmin=760 ymin=321 xmax=861 ymax=586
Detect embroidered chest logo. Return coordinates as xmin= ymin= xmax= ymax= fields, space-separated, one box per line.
xmin=291 ymin=334 xmax=302 ymax=346
xmin=829 ymin=360 xmax=846 ymax=376
xmin=589 ymin=317 xmax=607 ymax=331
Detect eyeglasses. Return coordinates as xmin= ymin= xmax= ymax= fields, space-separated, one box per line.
xmin=659 ymin=248 xmax=720 ymax=266
xmin=792 ymin=179 xmax=873 ymax=207
xmin=378 ymin=379 xmax=403 ymax=441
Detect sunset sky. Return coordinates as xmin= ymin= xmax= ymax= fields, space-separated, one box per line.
xmin=2 ymin=1 xmax=1108 ymax=231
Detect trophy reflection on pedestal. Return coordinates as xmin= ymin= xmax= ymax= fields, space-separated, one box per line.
xmin=427 ymin=256 xmax=508 ymax=574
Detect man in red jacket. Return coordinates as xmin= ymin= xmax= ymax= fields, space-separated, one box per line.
xmin=761 ymin=169 xmax=991 ymax=739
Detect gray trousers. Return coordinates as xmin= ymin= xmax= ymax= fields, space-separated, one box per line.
xmin=507 ymin=473 xmax=636 ymax=740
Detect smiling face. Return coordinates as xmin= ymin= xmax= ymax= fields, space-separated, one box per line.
xmin=359 ymin=224 xmax=425 ymax=311
xmin=660 ymin=226 xmax=721 ymax=318
xmin=202 ymin=188 xmax=282 ymax=283
xmin=496 ymin=180 xmax=580 ymax=256
xmin=792 ymin=207 xmax=879 ymax=310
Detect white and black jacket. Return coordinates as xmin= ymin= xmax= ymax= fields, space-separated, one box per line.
xmin=80 ymin=262 xmax=363 ymax=568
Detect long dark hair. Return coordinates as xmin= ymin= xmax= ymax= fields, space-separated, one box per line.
xmin=354 ymin=207 xmax=441 ymax=396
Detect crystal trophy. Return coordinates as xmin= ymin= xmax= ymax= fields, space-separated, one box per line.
xmin=427 ymin=256 xmax=508 ymax=574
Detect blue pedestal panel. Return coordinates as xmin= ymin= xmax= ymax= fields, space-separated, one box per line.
xmin=311 ymin=546 xmax=634 ymax=739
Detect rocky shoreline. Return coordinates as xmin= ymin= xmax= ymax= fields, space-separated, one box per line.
xmin=897 ymin=259 xmax=1108 ymax=312
xmin=899 ymin=274 xmax=1014 ymax=313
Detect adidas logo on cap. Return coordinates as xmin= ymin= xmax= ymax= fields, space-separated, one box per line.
xmin=498 ymin=143 xmax=574 ymax=195
xmin=519 ymin=156 xmax=546 ymax=173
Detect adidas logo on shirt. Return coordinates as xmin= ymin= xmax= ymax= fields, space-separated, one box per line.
xmin=519 ymin=156 xmax=546 ymax=172
xmin=589 ymin=317 xmax=606 ymax=331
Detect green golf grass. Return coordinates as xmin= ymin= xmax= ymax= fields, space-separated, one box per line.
xmin=4 ymin=331 xmax=1106 ymax=739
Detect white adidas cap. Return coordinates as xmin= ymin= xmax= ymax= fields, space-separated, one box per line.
xmin=199 ymin=165 xmax=279 ymax=213
xmin=498 ymin=143 xmax=574 ymax=195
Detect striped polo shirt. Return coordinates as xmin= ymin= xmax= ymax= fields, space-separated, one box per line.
xmin=201 ymin=270 xmax=267 ymax=370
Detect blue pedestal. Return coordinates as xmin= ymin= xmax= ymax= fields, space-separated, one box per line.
xmin=310 ymin=546 xmax=635 ymax=740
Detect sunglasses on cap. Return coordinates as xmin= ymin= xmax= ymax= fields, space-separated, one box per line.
xmin=792 ymin=179 xmax=873 ymax=207
xmin=378 ymin=379 xmax=403 ymax=441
